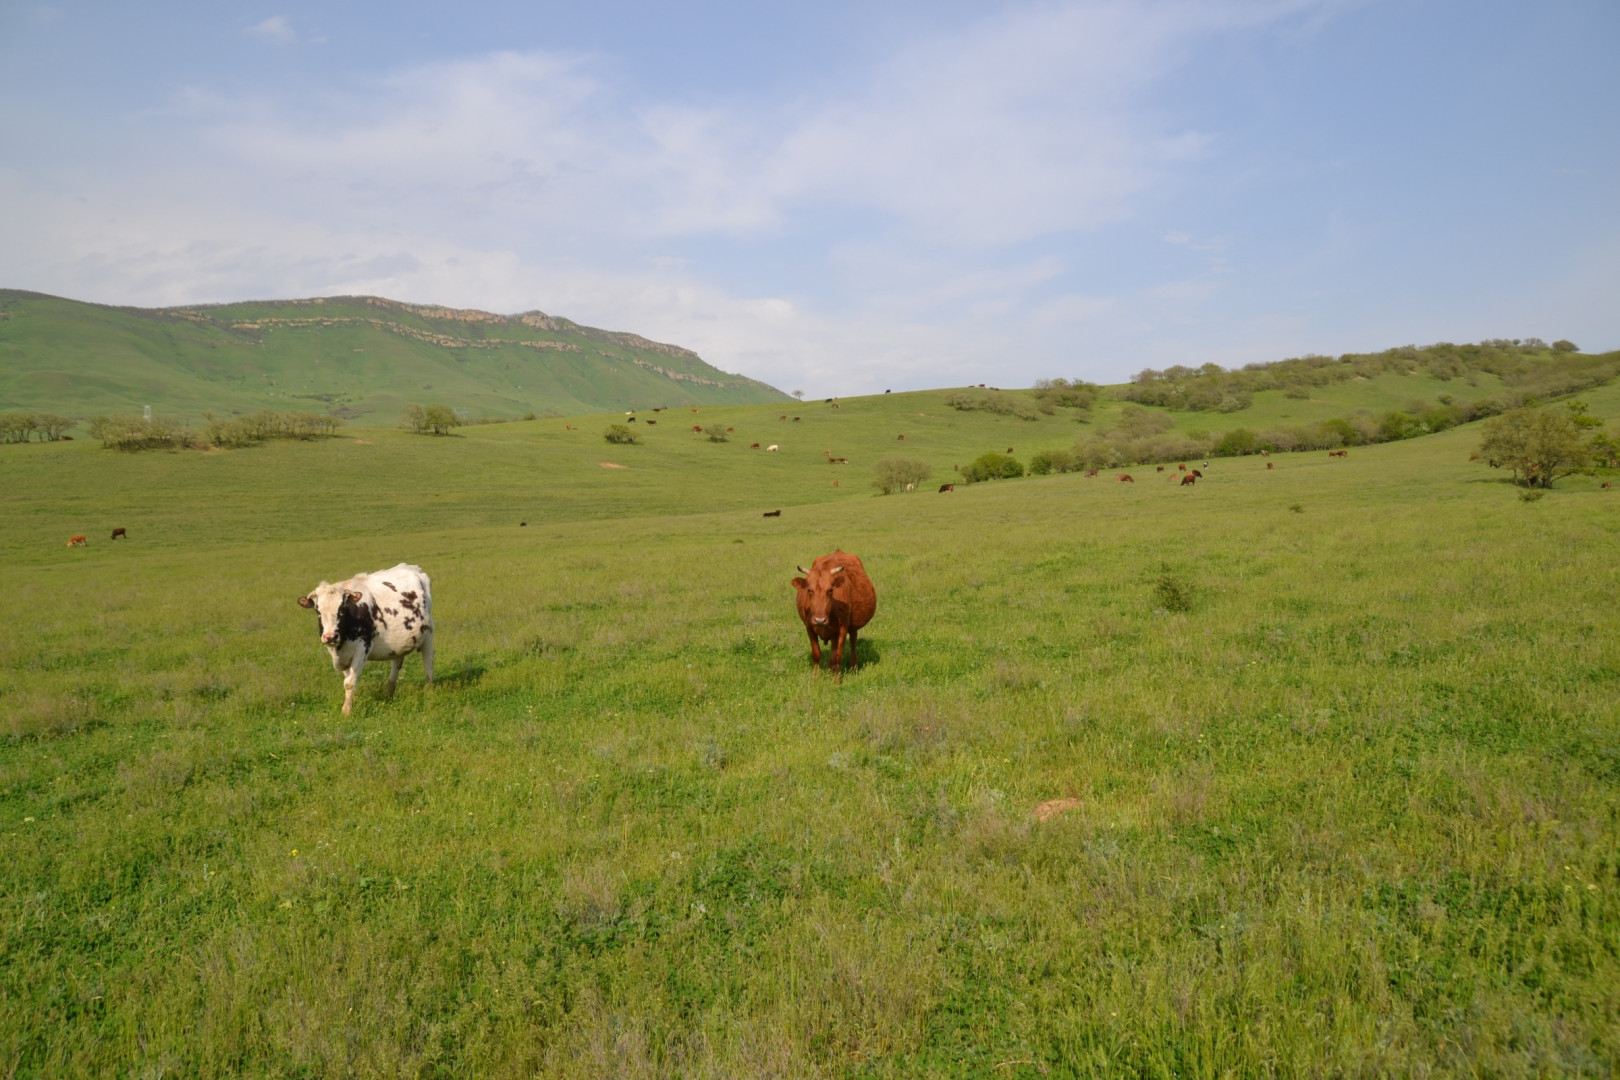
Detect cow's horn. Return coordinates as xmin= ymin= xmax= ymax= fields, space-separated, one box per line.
xmin=796 ymin=565 xmax=809 ymax=574
xmin=831 ymin=565 xmax=844 ymax=573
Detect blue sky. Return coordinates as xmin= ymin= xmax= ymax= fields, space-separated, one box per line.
xmin=2 ymin=1 xmax=1615 ymax=394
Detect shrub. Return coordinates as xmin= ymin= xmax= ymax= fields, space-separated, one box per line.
xmin=404 ymin=404 xmax=460 ymax=435
xmin=703 ymin=424 xmax=728 ymax=442
xmin=0 ymin=412 xmax=38 ymax=444
xmin=1029 ymin=448 xmax=1078 ymax=475
xmin=963 ymin=451 xmax=1023 ymax=482
xmin=872 ymin=457 xmax=932 ymax=494
xmin=87 ymin=414 xmax=190 ymax=451
xmin=604 ymin=424 xmax=639 ymax=445
xmin=943 ymin=392 xmax=1040 ymax=420
xmin=1213 ymin=428 xmax=1259 ymax=457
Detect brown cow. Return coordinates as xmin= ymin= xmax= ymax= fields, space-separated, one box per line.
xmin=750 ymin=442 xmax=760 ymax=449
xmin=1006 ymin=447 xmax=1014 ymax=454
xmin=1178 ymin=463 xmax=1187 ymax=471
xmin=938 ymin=483 xmax=954 ymax=492
xmin=1329 ymin=450 xmax=1348 ymax=458
xmin=1156 ymin=465 xmax=1165 ymax=471
xmin=1266 ymin=462 xmax=1274 ymax=469
xmin=792 ymin=550 xmax=876 ymax=682
xmin=1604 ymin=482 xmax=1612 ymax=489
xmin=692 ymin=425 xmax=703 ymax=433
xmin=1191 ymin=469 xmax=1203 ymax=478
xmin=1180 ymin=473 xmax=1196 ymax=486
xmin=1085 ymin=469 xmax=1098 ymax=477
xmin=1118 ymin=473 xmax=1134 ymax=483
xmin=67 ymin=534 xmax=87 ymax=547
xmin=897 ymin=434 xmax=906 ymax=440
xmin=646 ymin=419 xmax=657 ymax=425
xmin=763 ymin=510 xmax=781 ymax=517
xmin=111 ymin=527 xmax=128 ymax=539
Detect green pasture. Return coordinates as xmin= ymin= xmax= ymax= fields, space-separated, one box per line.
xmin=2 ymin=392 xmax=1618 ymax=1076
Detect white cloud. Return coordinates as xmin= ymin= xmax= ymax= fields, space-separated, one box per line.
xmin=246 ymin=15 xmax=295 ymax=45
xmin=3 ymin=1 xmax=1388 ymax=393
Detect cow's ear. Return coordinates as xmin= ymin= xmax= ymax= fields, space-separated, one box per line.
xmin=297 ymin=595 xmax=315 ymax=609
xmin=791 ymin=577 xmax=807 ymax=590
xmin=345 ymin=590 xmax=363 ymax=603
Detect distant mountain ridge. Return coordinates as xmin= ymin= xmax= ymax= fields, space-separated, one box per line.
xmin=0 ymin=290 xmax=789 ymax=421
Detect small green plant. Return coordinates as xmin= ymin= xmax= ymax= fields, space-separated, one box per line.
xmin=604 ymin=424 xmax=639 ymax=445
xmin=1289 ymin=503 xmax=1304 ymax=514
xmin=1153 ymin=563 xmax=1195 ymax=613
xmin=1519 ymin=488 xmax=1545 ymax=502
xmin=703 ymin=424 xmax=729 ymax=443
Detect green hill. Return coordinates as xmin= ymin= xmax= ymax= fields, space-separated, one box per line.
xmin=0 ymin=290 xmax=789 ymax=422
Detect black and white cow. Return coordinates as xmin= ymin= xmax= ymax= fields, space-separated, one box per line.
xmin=298 ymin=562 xmax=434 ymax=714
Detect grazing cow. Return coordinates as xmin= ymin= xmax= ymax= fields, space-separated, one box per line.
xmin=691 ymin=408 xmax=699 ymax=413
xmin=767 ymin=444 xmax=779 ymax=452
xmin=793 ymin=417 xmax=801 ymax=422
xmin=1261 ymin=450 xmax=1270 ymax=457
xmin=1085 ymin=469 xmax=1098 ymax=477
xmin=831 ymin=403 xmax=841 ymax=409
xmin=298 ymin=563 xmax=434 ymax=716
xmin=829 ymin=457 xmax=849 ymax=465
xmin=1118 ymin=473 xmax=1134 ymax=483
xmin=780 ymin=415 xmax=788 ymax=420
xmin=750 ymin=442 xmax=760 ymax=449
xmin=627 ymin=416 xmax=637 ymax=422
xmin=763 ymin=509 xmax=781 ymax=517
xmin=792 ymin=550 xmax=877 ymax=682
xmin=939 ymin=483 xmax=955 ymax=492
xmin=692 ymin=425 xmax=703 ymax=433
xmin=646 ymin=420 xmax=657 ymax=425
xmin=1266 ymin=462 xmax=1274 ymax=469
xmin=110 ymin=527 xmax=128 ymax=539
xmin=897 ymin=434 xmax=906 ymax=440
xmin=825 ymin=398 xmax=834 ymax=403
xmin=1191 ymin=469 xmax=1203 ymax=478
xmin=1156 ymin=465 xmax=1165 ymax=472
xmin=978 ymin=383 xmax=986 ymax=388
xmin=1603 ymin=482 xmax=1612 ymax=489
xmin=727 ymin=427 xmax=734 ymax=432
xmin=1181 ymin=473 xmax=1197 ymax=486
xmin=885 ymin=389 xmax=891 ymax=393
xmin=1203 ymin=461 xmax=1210 ymax=468
xmin=67 ymin=535 xmax=87 ymax=547
xmin=1329 ymin=450 xmax=1348 ymax=458
xmin=1006 ymin=447 xmax=1014 ymax=454
xmin=1179 ymin=463 xmax=1187 ymax=471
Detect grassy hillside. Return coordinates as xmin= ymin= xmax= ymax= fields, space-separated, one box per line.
xmin=2 ymin=385 xmax=1619 ymax=1074
xmin=0 ymin=291 xmax=789 ymax=423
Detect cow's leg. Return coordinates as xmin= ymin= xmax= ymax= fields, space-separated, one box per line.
xmin=847 ymin=626 xmax=859 ymax=670
xmin=342 ymin=654 xmax=366 ymax=715
xmin=420 ymin=630 xmax=434 ymax=685
xmin=832 ymin=625 xmax=848 ymax=683
xmin=806 ymin=626 xmax=822 ymax=669
xmin=385 ymin=656 xmax=403 ymax=698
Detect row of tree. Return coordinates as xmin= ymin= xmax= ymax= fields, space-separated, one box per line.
xmin=0 ymin=411 xmax=73 ymax=443
xmin=87 ymin=410 xmax=344 ymax=450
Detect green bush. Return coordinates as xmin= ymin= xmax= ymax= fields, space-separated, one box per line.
xmin=404 ymin=404 xmax=460 ymax=435
xmin=943 ymin=392 xmax=1040 ymax=420
xmin=604 ymin=424 xmax=639 ymax=445
xmin=703 ymin=424 xmax=728 ymax=443
xmin=1029 ymin=448 xmax=1078 ymax=475
xmin=1152 ymin=563 xmax=1195 ymax=613
xmin=963 ymin=451 xmax=1024 ymax=482
xmin=87 ymin=414 xmax=190 ymax=451
xmin=872 ymin=457 xmax=932 ymax=494
xmin=1212 ymin=428 xmax=1259 ymax=457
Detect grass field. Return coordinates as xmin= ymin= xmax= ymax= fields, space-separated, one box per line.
xmin=3 ymin=387 xmax=1618 ymax=1076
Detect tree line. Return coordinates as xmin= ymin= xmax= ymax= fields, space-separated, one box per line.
xmin=0 ymin=411 xmax=73 ymax=443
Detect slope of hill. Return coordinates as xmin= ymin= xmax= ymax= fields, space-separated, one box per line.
xmin=0 ymin=290 xmax=789 ymax=421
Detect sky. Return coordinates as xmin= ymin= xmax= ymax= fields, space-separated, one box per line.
xmin=1 ymin=1 xmax=1616 ymax=394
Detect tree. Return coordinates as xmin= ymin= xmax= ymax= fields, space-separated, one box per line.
xmin=792 ymin=390 xmax=805 ymax=400
xmin=1552 ymin=340 xmax=1579 ymax=353
xmin=703 ymin=423 xmax=728 ymax=442
xmin=603 ymin=424 xmax=638 ymax=444
xmin=962 ymin=451 xmax=1023 ymax=482
xmin=1478 ymin=402 xmax=1593 ymax=488
xmin=404 ymin=403 xmax=460 ymax=435
xmin=872 ymin=457 xmax=931 ymax=494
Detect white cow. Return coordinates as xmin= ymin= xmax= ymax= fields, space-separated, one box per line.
xmin=767 ymin=444 xmax=779 ymax=452
xmin=298 ymin=562 xmax=434 ymax=714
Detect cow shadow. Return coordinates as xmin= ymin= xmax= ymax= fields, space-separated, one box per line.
xmin=433 ymin=660 xmax=487 ymax=688
xmin=852 ymin=637 xmax=882 ymax=668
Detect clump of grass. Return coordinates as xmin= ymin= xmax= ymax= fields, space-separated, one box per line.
xmin=1519 ymin=488 xmax=1545 ymax=502
xmin=1289 ymin=503 xmax=1304 ymax=514
xmin=1153 ymin=562 xmax=1196 ymax=612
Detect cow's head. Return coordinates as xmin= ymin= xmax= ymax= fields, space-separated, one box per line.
xmin=792 ymin=562 xmax=846 ymax=627
xmin=298 ymin=582 xmax=364 ymax=647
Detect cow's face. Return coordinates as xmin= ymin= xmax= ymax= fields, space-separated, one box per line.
xmin=298 ymin=583 xmax=362 ymax=647
xmin=792 ymin=562 xmax=846 ymax=627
